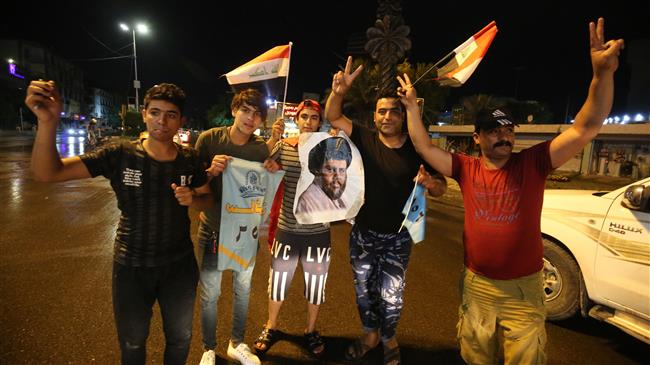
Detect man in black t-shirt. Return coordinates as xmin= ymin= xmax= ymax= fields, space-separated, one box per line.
xmin=27 ymin=82 xmax=212 ymax=365
xmin=324 ymin=57 xmax=447 ymax=365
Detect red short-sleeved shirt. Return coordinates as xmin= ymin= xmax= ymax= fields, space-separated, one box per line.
xmin=452 ymin=141 xmax=553 ymax=279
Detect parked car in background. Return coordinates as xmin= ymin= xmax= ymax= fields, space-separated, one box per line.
xmin=541 ymin=177 xmax=650 ymax=344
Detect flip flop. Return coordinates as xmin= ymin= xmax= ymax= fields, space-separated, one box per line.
xmin=304 ymin=330 xmax=325 ymax=357
xmin=253 ymin=326 xmax=282 ymax=355
xmin=345 ymin=337 xmax=375 ymax=361
xmin=383 ymin=345 xmax=401 ymax=365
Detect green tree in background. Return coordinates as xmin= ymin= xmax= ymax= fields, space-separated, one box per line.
xmin=459 ymin=94 xmax=554 ymax=125
xmin=396 ymin=60 xmax=449 ymax=127
xmin=205 ymin=93 xmax=233 ymax=129
xmin=460 ymin=94 xmax=499 ymax=124
xmin=122 ymin=110 xmax=143 ymax=136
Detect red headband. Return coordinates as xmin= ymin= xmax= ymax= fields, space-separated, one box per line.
xmin=295 ymin=99 xmax=321 ymax=118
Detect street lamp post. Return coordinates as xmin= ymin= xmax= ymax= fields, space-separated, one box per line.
xmin=120 ymin=23 xmax=148 ymax=112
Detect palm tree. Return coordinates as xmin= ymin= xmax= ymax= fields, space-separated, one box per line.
xmin=365 ymin=15 xmax=411 ymax=98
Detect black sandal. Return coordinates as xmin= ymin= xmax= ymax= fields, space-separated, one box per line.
xmin=304 ymin=330 xmax=325 ymax=357
xmin=383 ymin=346 xmax=401 ymax=365
xmin=253 ymin=326 xmax=281 ymax=355
xmin=345 ymin=338 xmax=375 ymax=361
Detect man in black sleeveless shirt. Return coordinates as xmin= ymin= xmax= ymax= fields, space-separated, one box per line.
xmin=27 ymin=82 xmax=212 ymax=365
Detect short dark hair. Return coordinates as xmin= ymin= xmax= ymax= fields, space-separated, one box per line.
xmin=231 ymin=88 xmax=268 ymax=120
xmin=375 ymin=91 xmax=407 ymax=132
xmin=308 ymin=137 xmax=352 ymax=175
xmin=143 ymin=83 xmax=186 ymax=114
xmin=375 ymin=91 xmax=406 ymax=115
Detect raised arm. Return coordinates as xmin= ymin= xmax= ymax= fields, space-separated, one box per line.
xmin=26 ymin=80 xmax=91 ymax=182
xmin=324 ymin=56 xmax=363 ymax=137
xmin=266 ymin=118 xmax=284 ymax=153
xmin=550 ymin=18 xmax=624 ymax=168
xmin=397 ymin=74 xmax=453 ymax=177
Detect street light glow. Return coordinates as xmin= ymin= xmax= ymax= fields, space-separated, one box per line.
xmin=7 ymin=58 xmax=14 ymax=64
xmin=136 ymin=24 xmax=149 ymax=34
xmin=118 ymin=22 xmax=150 ymax=113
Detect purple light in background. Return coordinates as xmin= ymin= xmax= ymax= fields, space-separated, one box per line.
xmin=8 ymin=63 xmax=25 ymax=79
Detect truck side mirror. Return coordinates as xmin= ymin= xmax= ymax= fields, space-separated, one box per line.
xmin=621 ymin=184 xmax=650 ymax=212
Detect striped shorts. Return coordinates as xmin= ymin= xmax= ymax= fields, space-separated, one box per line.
xmin=267 ymin=229 xmax=331 ymax=305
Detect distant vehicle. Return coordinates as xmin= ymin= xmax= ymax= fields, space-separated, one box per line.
xmin=139 ymin=129 xmax=193 ymax=146
xmin=541 ymin=177 xmax=650 ymax=344
xmin=65 ymin=128 xmax=86 ymax=136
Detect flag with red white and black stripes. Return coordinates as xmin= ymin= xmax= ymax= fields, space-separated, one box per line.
xmin=224 ymin=44 xmax=291 ymax=93
xmin=435 ymin=21 xmax=498 ymax=87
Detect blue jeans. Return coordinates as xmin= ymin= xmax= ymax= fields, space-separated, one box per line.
xmin=349 ymin=225 xmax=412 ymax=342
xmin=112 ymin=253 xmax=198 ymax=365
xmin=198 ymin=224 xmax=255 ymax=349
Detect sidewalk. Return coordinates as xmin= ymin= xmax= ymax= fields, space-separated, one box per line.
xmin=0 ymin=129 xmax=35 ymax=137
xmin=433 ymin=174 xmax=638 ymax=209
xmin=544 ymin=173 xmax=637 ymax=191
xmin=443 ymin=173 xmax=635 ymax=193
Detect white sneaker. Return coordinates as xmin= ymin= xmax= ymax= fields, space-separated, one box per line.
xmin=227 ymin=341 xmax=261 ymax=365
xmin=199 ymin=349 xmax=215 ymax=365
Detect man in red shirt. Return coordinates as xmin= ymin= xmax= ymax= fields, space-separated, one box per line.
xmin=401 ymin=18 xmax=623 ymax=364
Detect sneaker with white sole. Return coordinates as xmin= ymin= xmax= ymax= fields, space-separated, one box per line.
xmin=199 ymin=349 xmax=215 ymax=365
xmin=227 ymin=341 xmax=261 ymax=365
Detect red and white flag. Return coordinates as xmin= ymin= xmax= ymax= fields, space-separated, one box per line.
xmin=435 ymin=21 xmax=498 ymax=87
xmin=225 ymin=44 xmax=291 ymax=85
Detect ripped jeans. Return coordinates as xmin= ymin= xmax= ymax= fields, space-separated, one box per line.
xmin=457 ymin=268 xmax=547 ymax=365
xmin=112 ymin=253 xmax=199 ymax=365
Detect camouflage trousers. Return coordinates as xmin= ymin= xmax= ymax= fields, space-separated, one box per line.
xmin=349 ymin=225 xmax=412 ymax=342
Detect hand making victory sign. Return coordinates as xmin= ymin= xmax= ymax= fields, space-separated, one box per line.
xmin=331 ymin=56 xmax=364 ymax=96
xmin=590 ymin=17 xmax=624 ymax=77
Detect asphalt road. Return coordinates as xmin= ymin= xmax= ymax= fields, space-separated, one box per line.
xmin=1 ymin=131 xmax=647 ymax=364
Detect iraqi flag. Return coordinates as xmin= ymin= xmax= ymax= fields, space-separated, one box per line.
xmin=435 ymin=21 xmax=497 ymax=87
xmin=225 ymin=44 xmax=291 ymax=94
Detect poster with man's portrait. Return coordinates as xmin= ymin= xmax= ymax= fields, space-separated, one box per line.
xmin=294 ymin=131 xmax=364 ymax=224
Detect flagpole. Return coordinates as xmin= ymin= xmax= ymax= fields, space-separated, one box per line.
xmin=280 ymin=42 xmax=293 ymax=117
xmin=411 ymin=49 xmax=455 ymax=87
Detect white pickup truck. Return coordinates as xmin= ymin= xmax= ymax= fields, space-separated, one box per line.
xmin=541 ymin=177 xmax=650 ymax=344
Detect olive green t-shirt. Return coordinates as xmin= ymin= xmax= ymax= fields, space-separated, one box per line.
xmin=195 ymin=126 xmax=269 ymax=231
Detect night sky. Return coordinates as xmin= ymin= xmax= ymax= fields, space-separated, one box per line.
xmin=4 ymin=1 xmax=647 ymax=121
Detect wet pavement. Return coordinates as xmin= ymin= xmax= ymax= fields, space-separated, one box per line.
xmin=0 ymin=130 xmax=647 ymax=364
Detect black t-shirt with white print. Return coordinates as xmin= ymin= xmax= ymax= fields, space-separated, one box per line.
xmin=80 ymin=140 xmax=207 ymax=267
